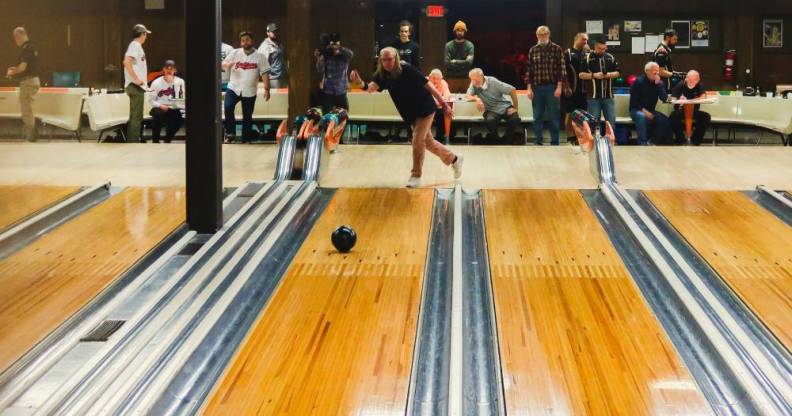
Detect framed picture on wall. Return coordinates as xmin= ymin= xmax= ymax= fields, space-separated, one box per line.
xmin=671 ymin=20 xmax=691 ymax=49
xmin=763 ymin=19 xmax=783 ymax=48
xmin=624 ymin=20 xmax=642 ymax=33
xmin=691 ymin=20 xmax=709 ymax=47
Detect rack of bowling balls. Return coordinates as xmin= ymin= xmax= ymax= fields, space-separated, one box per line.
xmin=275 ymin=107 xmax=349 ymax=152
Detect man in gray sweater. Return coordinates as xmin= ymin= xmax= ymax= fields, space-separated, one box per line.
xmin=466 ymin=68 xmax=521 ymax=144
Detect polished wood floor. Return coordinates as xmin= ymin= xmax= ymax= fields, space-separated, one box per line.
xmin=204 ymin=188 xmax=433 ymax=415
xmin=0 ymin=187 xmax=184 ymax=373
xmin=4 ymin=143 xmax=792 ymax=190
xmin=646 ymin=190 xmax=792 ymax=352
xmin=0 ymin=185 xmax=78 ymax=230
xmin=484 ymin=190 xmax=711 ymax=415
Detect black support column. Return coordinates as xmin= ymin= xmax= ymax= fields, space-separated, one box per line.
xmin=185 ymin=0 xmax=223 ymax=233
xmin=287 ymin=0 xmax=312 ymax=126
xmin=545 ymin=0 xmax=562 ymax=38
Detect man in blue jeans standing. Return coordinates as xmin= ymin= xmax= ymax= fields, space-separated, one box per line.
xmin=629 ymin=62 xmax=669 ymax=145
xmin=222 ymin=31 xmax=271 ymax=143
xmin=580 ymin=37 xmax=620 ymax=133
xmin=526 ymin=25 xmax=565 ymax=145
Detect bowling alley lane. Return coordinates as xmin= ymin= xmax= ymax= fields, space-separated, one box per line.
xmin=204 ymin=188 xmax=433 ymax=415
xmin=484 ymin=190 xmax=711 ymax=415
xmin=645 ymin=190 xmax=792 ymax=352
xmin=0 ymin=185 xmax=79 ymax=230
xmin=0 ymin=187 xmax=185 ymax=374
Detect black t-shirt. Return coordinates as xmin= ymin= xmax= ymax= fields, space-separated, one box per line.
xmin=16 ymin=41 xmax=39 ymax=80
xmin=671 ymin=82 xmax=705 ymax=111
xmin=389 ymin=39 xmax=420 ymax=69
xmin=652 ymin=43 xmax=674 ymax=91
xmin=373 ymin=62 xmax=436 ymax=124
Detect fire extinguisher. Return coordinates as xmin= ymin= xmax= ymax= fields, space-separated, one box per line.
xmin=723 ymin=49 xmax=736 ymax=83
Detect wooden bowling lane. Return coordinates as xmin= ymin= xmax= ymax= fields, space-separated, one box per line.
xmin=204 ymin=188 xmax=433 ymax=415
xmin=484 ymin=190 xmax=711 ymax=415
xmin=645 ymin=190 xmax=792 ymax=352
xmin=0 ymin=185 xmax=79 ymax=230
xmin=0 ymin=187 xmax=185 ymax=374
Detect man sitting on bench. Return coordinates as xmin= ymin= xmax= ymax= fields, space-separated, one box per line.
xmin=669 ymin=70 xmax=710 ymax=146
xmin=148 ymin=60 xmax=185 ymax=143
xmin=466 ymin=68 xmax=521 ymax=144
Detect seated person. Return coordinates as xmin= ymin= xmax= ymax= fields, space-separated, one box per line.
xmin=466 ymin=68 xmax=520 ymax=144
xmin=429 ymin=69 xmax=452 ymax=143
xmin=629 ymin=62 xmax=670 ymax=145
xmin=669 ymin=70 xmax=710 ymax=146
xmin=148 ymin=60 xmax=185 ymax=143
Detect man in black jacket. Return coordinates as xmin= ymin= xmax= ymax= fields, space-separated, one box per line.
xmin=629 ymin=62 xmax=670 ymax=145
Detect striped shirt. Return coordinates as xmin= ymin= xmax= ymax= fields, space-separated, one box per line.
xmin=526 ymin=42 xmax=566 ymax=86
xmin=582 ymin=52 xmax=620 ymax=99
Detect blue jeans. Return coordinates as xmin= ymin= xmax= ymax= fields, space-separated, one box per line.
xmin=630 ymin=109 xmax=669 ymax=145
xmin=224 ymin=90 xmax=257 ymax=140
xmin=587 ymin=98 xmax=616 ymax=135
xmin=531 ymin=84 xmax=560 ymax=145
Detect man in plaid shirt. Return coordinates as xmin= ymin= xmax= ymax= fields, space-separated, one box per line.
xmin=526 ymin=25 xmax=566 ymax=145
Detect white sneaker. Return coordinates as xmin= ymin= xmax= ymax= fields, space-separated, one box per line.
xmin=406 ymin=176 xmax=421 ymax=188
xmin=452 ymin=155 xmax=464 ymax=180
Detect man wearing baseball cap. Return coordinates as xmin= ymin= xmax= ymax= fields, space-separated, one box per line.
xmin=123 ymin=24 xmax=151 ymax=142
xmin=148 ymin=60 xmax=185 ymax=143
xmin=259 ymin=23 xmax=287 ymax=89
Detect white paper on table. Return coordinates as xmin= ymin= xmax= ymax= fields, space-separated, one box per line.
xmin=631 ymin=37 xmax=646 ymax=54
xmin=644 ymin=35 xmax=660 ymax=52
xmin=586 ymin=20 xmax=604 ymax=34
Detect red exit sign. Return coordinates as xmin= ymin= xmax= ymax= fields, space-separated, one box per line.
xmin=426 ymin=5 xmax=445 ymax=17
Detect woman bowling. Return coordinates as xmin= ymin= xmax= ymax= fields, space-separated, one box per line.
xmin=351 ymin=47 xmax=463 ymax=188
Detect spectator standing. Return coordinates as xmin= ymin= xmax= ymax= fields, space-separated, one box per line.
xmin=6 ymin=27 xmax=40 ymax=142
xmin=259 ymin=23 xmax=287 ymax=89
xmin=316 ymin=33 xmax=354 ymax=114
xmin=525 ymin=25 xmax=565 ymax=145
xmin=222 ymin=31 xmax=271 ymax=143
xmin=122 ymin=24 xmax=151 ymax=143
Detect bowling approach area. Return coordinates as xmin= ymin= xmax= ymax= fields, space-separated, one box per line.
xmin=0 ymin=138 xmax=791 ymax=415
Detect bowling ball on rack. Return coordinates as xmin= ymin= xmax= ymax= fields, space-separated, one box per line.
xmin=322 ymin=112 xmax=339 ymax=126
xmin=333 ymin=108 xmax=349 ymax=123
xmin=331 ymin=225 xmax=357 ymax=253
xmin=306 ymin=107 xmax=323 ymax=123
xmin=614 ymin=77 xmax=625 ymax=87
xmin=626 ymin=74 xmax=638 ymax=87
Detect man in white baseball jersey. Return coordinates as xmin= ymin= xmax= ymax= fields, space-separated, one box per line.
xmin=148 ymin=60 xmax=185 ymax=143
xmin=222 ymin=31 xmax=271 ymax=143
xmin=123 ymin=24 xmax=151 ymax=142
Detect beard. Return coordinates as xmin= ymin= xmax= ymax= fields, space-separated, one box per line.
xmin=538 ymin=39 xmax=549 ymax=46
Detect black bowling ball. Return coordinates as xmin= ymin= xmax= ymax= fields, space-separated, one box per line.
xmin=331 ymin=225 xmax=357 ymax=253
